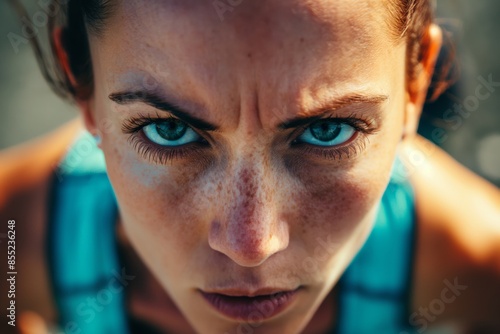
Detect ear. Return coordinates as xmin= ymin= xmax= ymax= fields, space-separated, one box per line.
xmin=53 ymin=27 xmax=99 ymax=137
xmin=403 ymin=23 xmax=443 ymax=140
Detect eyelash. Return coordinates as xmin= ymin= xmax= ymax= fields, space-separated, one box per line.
xmin=122 ymin=113 xmax=210 ymax=164
xmin=121 ymin=113 xmax=378 ymax=164
xmin=291 ymin=115 xmax=378 ymax=161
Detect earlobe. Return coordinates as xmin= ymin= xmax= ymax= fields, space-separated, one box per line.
xmin=403 ymin=23 xmax=443 ymax=140
xmin=402 ymin=92 xmax=418 ymax=141
xmin=78 ymin=98 xmax=100 ymax=138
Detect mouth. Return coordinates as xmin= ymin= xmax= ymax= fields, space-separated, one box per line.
xmin=199 ymin=287 xmax=302 ymax=321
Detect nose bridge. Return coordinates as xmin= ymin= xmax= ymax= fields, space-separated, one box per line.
xmin=209 ymin=155 xmax=289 ymax=267
xmin=230 ymin=164 xmax=266 ymax=236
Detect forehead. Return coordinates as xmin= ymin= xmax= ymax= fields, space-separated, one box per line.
xmin=92 ymin=0 xmax=401 ymax=124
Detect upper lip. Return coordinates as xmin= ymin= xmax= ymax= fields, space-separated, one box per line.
xmin=200 ymin=287 xmax=300 ymax=297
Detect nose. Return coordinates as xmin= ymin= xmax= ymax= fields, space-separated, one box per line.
xmin=208 ymin=166 xmax=289 ymax=267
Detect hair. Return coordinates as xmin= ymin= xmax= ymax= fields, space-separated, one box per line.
xmin=10 ymin=0 xmax=453 ymax=103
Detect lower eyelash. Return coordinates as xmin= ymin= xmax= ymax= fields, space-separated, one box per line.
xmin=294 ymin=132 xmax=370 ymax=161
xmin=128 ymin=132 xmax=206 ymax=164
xmin=123 ymin=114 xmax=376 ymax=163
xmin=290 ymin=114 xmax=378 ymax=161
xmin=122 ymin=113 xmax=210 ymax=164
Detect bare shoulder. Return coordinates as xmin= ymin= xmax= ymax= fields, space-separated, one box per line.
xmin=0 ymin=119 xmax=83 ymax=203
xmin=0 ymin=119 xmax=82 ymax=331
xmin=400 ymin=135 xmax=500 ymax=331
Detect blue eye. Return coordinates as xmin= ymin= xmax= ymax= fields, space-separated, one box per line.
xmin=143 ymin=119 xmax=201 ymax=146
xmin=297 ymin=120 xmax=355 ymax=147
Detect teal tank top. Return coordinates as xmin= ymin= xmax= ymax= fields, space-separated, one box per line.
xmin=47 ymin=131 xmax=417 ymax=334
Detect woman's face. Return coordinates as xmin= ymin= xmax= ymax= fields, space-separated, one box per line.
xmin=85 ymin=0 xmax=409 ymax=333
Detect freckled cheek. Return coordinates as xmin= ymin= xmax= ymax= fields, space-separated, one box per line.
xmin=104 ymin=146 xmax=210 ymax=250
xmin=290 ymin=170 xmax=381 ymax=243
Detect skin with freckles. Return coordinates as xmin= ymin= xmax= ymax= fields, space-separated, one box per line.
xmin=79 ymin=0 xmax=416 ymax=333
xmin=3 ymin=1 xmax=500 ymax=332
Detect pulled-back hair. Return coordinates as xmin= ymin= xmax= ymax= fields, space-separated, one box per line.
xmin=10 ymin=0 xmax=453 ymax=102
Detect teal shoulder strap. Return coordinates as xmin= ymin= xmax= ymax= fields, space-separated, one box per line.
xmin=47 ymin=131 xmax=130 ymax=334
xmin=48 ymin=132 xmax=416 ymax=334
xmin=335 ymin=157 xmax=416 ymax=334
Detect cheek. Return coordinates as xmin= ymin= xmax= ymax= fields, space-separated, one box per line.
xmin=103 ymin=138 xmax=213 ymax=257
xmin=285 ymin=135 xmax=399 ymax=258
xmin=288 ymin=167 xmax=383 ymax=243
xmin=284 ymin=134 xmax=397 ymax=237
xmin=280 ymin=161 xmax=393 ymax=288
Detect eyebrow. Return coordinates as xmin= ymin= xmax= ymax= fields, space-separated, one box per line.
xmin=109 ymin=91 xmax=388 ymax=131
xmin=109 ymin=91 xmax=219 ymax=131
xmin=277 ymin=94 xmax=388 ymax=130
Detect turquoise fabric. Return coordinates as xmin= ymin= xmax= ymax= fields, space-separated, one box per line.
xmin=48 ymin=131 xmax=130 ymax=334
xmin=48 ymin=131 xmax=416 ymax=334
xmin=335 ymin=158 xmax=416 ymax=334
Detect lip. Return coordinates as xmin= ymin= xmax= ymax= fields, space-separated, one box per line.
xmin=200 ymin=287 xmax=301 ymax=321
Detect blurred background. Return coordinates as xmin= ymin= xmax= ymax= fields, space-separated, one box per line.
xmin=0 ymin=0 xmax=499 ymax=186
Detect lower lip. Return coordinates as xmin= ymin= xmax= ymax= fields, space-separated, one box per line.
xmin=200 ymin=288 xmax=300 ymax=321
